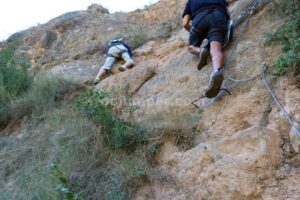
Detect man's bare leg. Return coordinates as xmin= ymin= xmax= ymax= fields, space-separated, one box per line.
xmin=210 ymin=41 xmax=224 ymax=71
xmin=204 ymin=41 xmax=225 ymax=98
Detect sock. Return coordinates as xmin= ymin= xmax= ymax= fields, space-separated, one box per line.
xmin=213 ymin=68 xmax=223 ymax=73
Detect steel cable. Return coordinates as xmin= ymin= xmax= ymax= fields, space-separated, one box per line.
xmin=262 ymin=63 xmax=300 ymax=137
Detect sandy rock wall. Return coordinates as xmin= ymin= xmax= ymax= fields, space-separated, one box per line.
xmin=4 ymin=0 xmax=299 ymax=199
xmin=160 ymin=127 xmax=281 ymax=200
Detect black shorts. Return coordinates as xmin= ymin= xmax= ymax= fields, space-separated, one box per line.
xmin=189 ymin=10 xmax=228 ymax=47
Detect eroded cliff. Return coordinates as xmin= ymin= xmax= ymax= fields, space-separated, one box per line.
xmin=1 ymin=0 xmax=300 ymax=199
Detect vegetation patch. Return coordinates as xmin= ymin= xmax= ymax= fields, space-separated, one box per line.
xmin=265 ymin=0 xmax=300 ymax=76
xmin=0 ymin=39 xmax=32 ymax=124
xmin=0 ymin=85 xmax=179 ymax=200
xmin=75 ymin=89 xmax=149 ymax=150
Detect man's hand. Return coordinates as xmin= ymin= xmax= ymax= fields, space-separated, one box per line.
xmin=182 ymin=15 xmax=191 ymax=31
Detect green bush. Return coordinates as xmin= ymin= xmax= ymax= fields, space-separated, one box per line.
xmin=0 ymin=40 xmax=32 ymax=122
xmin=75 ymin=89 xmax=148 ymax=149
xmin=265 ymin=0 xmax=300 ymax=76
xmin=0 ymin=40 xmax=76 ymax=124
xmin=0 ymin=40 xmax=31 ymax=100
xmin=76 ymin=89 xmax=126 ymax=149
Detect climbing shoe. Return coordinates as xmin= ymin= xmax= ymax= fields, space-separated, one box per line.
xmin=205 ymin=69 xmax=224 ymax=98
xmin=223 ymin=20 xmax=234 ymax=48
xmin=197 ymin=47 xmax=209 ymax=71
xmin=118 ymin=65 xmax=127 ymax=72
xmin=93 ymin=77 xmax=100 ymax=85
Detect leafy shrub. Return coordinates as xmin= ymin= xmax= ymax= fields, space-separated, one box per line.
xmin=75 ymin=89 xmax=148 ymax=149
xmin=75 ymin=89 xmax=124 ymax=148
xmin=0 ymin=40 xmax=31 ymax=99
xmin=265 ymin=0 xmax=300 ymax=76
xmin=0 ymin=39 xmax=32 ymax=123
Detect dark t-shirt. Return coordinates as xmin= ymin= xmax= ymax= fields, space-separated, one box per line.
xmin=182 ymin=0 xmax=228 ymax=19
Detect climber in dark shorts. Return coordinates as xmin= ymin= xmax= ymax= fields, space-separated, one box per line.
xmin=182 ymin=0 xmax=231 ymax=98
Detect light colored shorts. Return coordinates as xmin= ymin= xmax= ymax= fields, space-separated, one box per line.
xmin=101 ymin=45 xmax=135 ymax=71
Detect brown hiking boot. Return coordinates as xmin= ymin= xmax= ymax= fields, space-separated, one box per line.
xmin=205 ymin=69 xmax=224 ymax=98
xmin=197 ymin=47 xmax=209 ymax=71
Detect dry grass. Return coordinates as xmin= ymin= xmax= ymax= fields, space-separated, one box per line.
xmin=0 ymin=76 xmax=197 ymax=199
xmin=0 ymin=105 xmax=171 ymax=199
xmin=0 ymin=106 xmax=104 ymax=199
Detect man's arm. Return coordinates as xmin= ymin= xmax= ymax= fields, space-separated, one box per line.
xmin=182 ymin=14 xmax=191 ymax=31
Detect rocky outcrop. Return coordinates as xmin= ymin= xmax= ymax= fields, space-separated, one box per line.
xmin=262 ymin=166 xmax=300 ymax=200
xmin=158 ymin=127 xmax=281 ymax=200
xmin=40 ymin=31 xmax=57 ymax=49
xmin=87 ymin=4 xmax=109 ymax=14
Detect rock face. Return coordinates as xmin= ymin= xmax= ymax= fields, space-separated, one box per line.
xmin=18 ymin=0 xmax=183 ymax=79
xmin=5 ymin=0 xmax=300 ymax=199
xmin=161 ymin=127 xmax=281 ymax=200
xmin=87 ymin=4 xmax=109 ymax=14
xmin=267 ymin=77 xmax=300 ymax=154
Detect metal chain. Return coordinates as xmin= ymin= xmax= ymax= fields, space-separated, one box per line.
xmin=262 ymin=63 xmax=300 ymax=137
